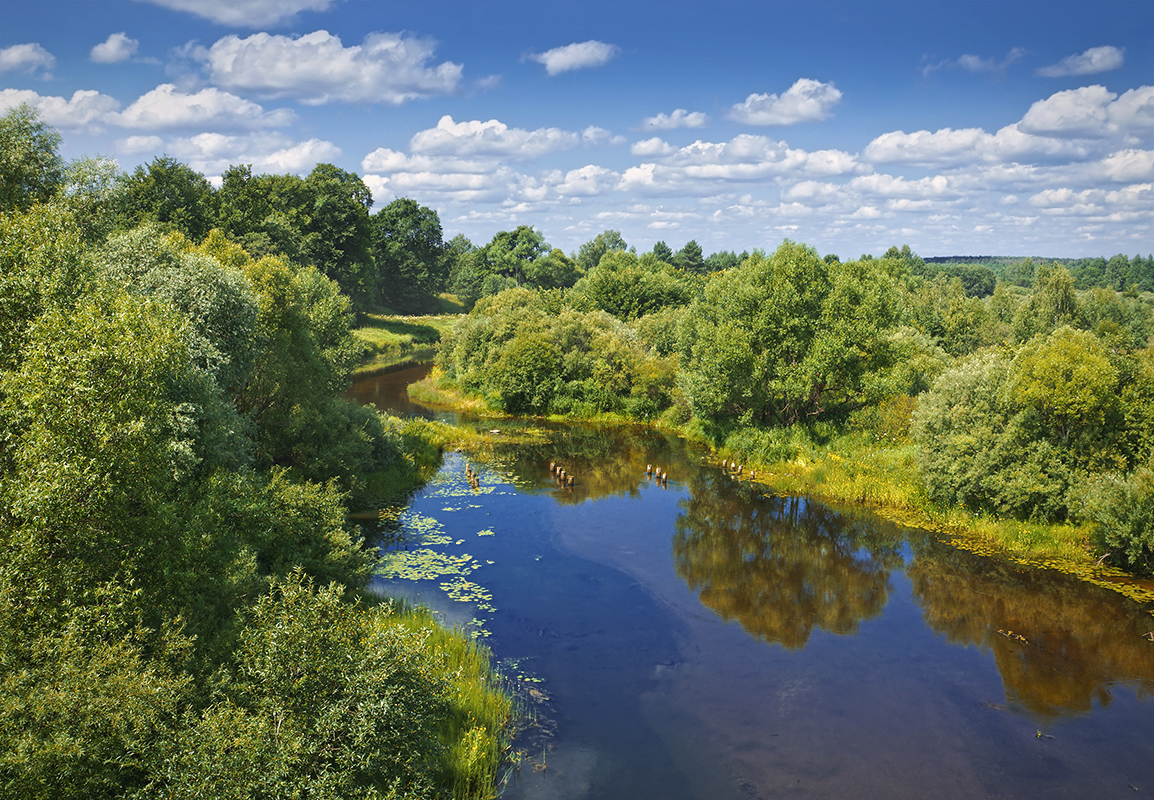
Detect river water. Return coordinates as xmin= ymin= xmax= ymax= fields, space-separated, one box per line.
xmin=352 ymin=365 xmax=1154 ymax=799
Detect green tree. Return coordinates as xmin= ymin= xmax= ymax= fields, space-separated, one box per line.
xmin=371 ymin=197 xmax=447 ymax=311
xmin=672 ymin=239 xmax=705 ymax=273
xmin=652 ymin=240 xmax=673 ymax=263
xmin=116 ymin=156 xmax=217 ymax=242
xmin=525 ymin=248 xmax=582 ymax=289
xmin=576 ymin=229 xmax=629 ymax=272
xmin=0 ymin=103 xmax=64 ymax=212
xmin=482 ymin=225 xmax=548 ymax=284
xmin=680 ymin=241 xmax=899 ymax=430
xmin=301 ymin=164 xmax=377 ymax=309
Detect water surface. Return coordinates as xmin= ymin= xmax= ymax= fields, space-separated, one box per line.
xmin=353 ymin=370 xmax=1154 ymax=799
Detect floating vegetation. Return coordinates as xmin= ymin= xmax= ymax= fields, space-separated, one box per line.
xmin=380 ymin=548 xmax=481 ymax=581
xmin=477 ymin=528 xmax=496 ymax=537
xmin=442 ymin=577 xmax=497 ymax=612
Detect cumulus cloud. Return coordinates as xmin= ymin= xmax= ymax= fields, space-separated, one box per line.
xmin=864 ymin=124 xmax=1091 ymax=167
xmin=0 ymin=43 xmax=55 ymax=76
xmin=166 ymin=131 xmax=340 ymax=175
xmin=1037 ymin=46 xmax=1125 ymax=77
xmin=112 ymin=84 xmax=296 ymax=129
xmin=631 ymin=137 xmax=676 ymax=157
xmin=117 ymin=135 xmax=165 ymax=154
xmin=409 ymin=115 xmax=580 ymax=159
xmin=527 ymin=40 xmax=619 ymax=75
xmin=616 ymin=134 xmax=862 ymax=195
xmin=551 ymin=165 xmax=619 ymax=197
xmin=195 ymin=30 xmax=462 ymax=104
xmin=140 ymin=0 xmax=337 ymax=27
xmin=641 ymin=109 xmax=707 ymax=130
xmin=1019 ymin=85 xmax=1154 ymax=138
xmin=0 ymin=88 xmax=120 ymax=133
xmin=91 ymin=32 xmax=139 ymax=63
xmin=727 ymin=79 xmax=842 ymax=126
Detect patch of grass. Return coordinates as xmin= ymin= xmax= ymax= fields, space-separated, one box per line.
xmin=353 ymin=312 xmax=462 ymax=374
xmin=367 ymin=597 xmax=513 ymax=799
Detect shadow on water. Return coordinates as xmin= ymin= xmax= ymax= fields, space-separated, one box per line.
xmin=350 ymin=369 xmax=1154 ymax=799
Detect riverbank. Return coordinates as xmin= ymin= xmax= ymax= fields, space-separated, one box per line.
xmin=352 ymin=310 xmax=462 ymax=375
xmin=404 ymin=370 xmax=1154 ymax=609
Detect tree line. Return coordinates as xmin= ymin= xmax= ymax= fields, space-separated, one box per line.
xmin=434 ymin=239 xmax=1154 ymax=576
xmin=1 ymin=104 xmax=509 ymax=797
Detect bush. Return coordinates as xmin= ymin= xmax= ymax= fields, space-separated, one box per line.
xmin=1073 ymin=467 xmax=1154 ymax=574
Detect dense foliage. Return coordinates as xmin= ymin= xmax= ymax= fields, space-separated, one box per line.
xmin=0 ymin=107 xmax=509 ymax=798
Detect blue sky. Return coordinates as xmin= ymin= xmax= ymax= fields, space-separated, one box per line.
xmin=3 ymin=0 xmax=1152 ymax=257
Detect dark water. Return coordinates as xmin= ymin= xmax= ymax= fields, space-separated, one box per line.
xmin=352 ymin=369 xmax=1154 ymax=799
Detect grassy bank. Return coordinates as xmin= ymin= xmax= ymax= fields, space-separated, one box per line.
xmin=403 ymin=370 xmax=1154 ymax=607
xmin=353 ymin=304 xmax=464 ymax=375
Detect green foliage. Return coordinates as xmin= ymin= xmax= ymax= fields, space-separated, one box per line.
xmin=912 ymin=328 xmax=1152 ymax=521
xmin=437 ymin=286 xmax=679 ymax=419
xmin=569 ymin=249 xmax=695 ymax=320
xmin=575 ymin=229 xmax=629 ymax=272
xmin=680 ymin=241 xmax=899 ymax=432
xmin=371 ymin=198 xmax=448 ymax=312
xmin=0 ymin=103 xmax=63 ymax=212
xmin=116 ymin=156 xmax=217 ymax=242
xmin=671 ymin=239 xmax=705 ymax=273
xmin=1073 ymin=466 xmax=1154 ymax=575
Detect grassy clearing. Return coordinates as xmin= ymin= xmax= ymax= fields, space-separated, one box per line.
xmin=353 ymin=309 xmax=463 ymax=374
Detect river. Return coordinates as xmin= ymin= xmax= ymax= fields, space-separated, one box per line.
xmin=352 ymin=365 xmax=1154 ymax=799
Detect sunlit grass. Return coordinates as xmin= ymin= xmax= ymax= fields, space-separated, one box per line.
xmin=367 ymin=597 xmax=514 ymax=799
xmin=352 ymin=311 xmax=462 ymax=374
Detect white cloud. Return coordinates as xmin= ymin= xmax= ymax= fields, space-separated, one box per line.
xmin=958 ymin=47 xmax=1028 ymax=74
xmin=851 ymin=174 xmax=956 ymax=199
xmin=528 ymin=40 xmax=619 ymax=76
xmin=112 ymin=84 xmax=296 ymax=130
xmin=1019 ymin=85 xmax=1154 ymax=138
xmin=641 ymin=109 xmax=707 ymax=130
xmin=409 ymin=115 xmax=580 ymax=159
xmin=167 ymin=131 xmax=340 ymax=175
xmin=1037 ymin=46 xmax=1125 ymax=77
xmin=551 ymin=165 xmax=619 ymax=197
xmin=631 ymin=137 xmax=676 ymax=157
xmin=195 ymin=30 xmax=462 ymax=105
xmin=1097 ymin=149 xmax=1154 ymax=182
xmin=111 ymin=83 xmax=297 ymax=129
xmin=117 ymin=135 xmax=165 ymax=154
xmin=91 ymin=32 xmax=139 ymax=64
xmin=0 ymin=88 xmax=120 ymax=133
xmin=863 ymin=123 xmax=1091 ymax=167
xmin=781 ymin=181 xmax=842 ymax=204
xmin=0 ymin=43 xmax=55 ymax=76
xmin=140 ymin=0 xmax=337 ymax=27
xmin=727 ymin=78 xmax=842 ymax=126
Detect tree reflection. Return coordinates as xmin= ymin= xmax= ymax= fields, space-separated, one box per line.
xmin=489 ymin=422 xmax=699 ymax=505
xmin=673 ymin=471 xmax=904 ymax=648
xmin=908 ymin=538 xmax=1154 ymax=718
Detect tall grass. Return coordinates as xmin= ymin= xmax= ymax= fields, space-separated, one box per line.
xmin=353 ymin=312 xmax=462 ymax=374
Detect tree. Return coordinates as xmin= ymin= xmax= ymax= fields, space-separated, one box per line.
xmin=672 ymin=239 xmax=705 ymax=273
xmin=0 ymin=103 xmax=64 ymax=212
xmin=481 ymin=225 xmax=548 ymax=285
xmin=116 ymin=156 xmax=217 ymax=242
xmin=301 ymin=164 xmax=377 ymax=310
xmin=371 ymin=197 xmax=448 ymax=312
xmin=652 ymin=240 xmax=674 ymax=263
xmin=525 ymin=248 xmax=582 ymax=289
xmin=679 ymin=241 xmax=899 ymax=430
xmin=576 ymin=229 xmax=629 ymax=272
